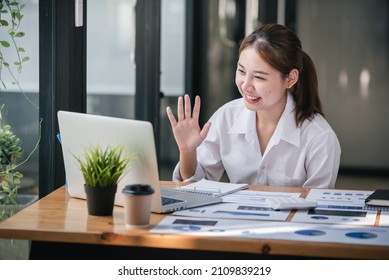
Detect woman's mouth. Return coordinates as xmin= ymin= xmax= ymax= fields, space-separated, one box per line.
xmin=245 ymin=95 xmax=261 ymax=103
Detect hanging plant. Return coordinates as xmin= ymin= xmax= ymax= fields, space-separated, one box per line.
xmin=0 ymin=0 xmax=40 ymax=221
xmin=0 ymin=0 xmax=31 ymax=91
xmin=0 ymin=104 xmax=23 ymax=219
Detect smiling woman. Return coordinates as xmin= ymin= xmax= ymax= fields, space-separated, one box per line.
xmin=166 ymin=23 xmax=341 ymax=189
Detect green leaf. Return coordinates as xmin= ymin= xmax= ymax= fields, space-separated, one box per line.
xmin=22 ymin=56 xmax=30 ymax=62
xmin=14 ymin=32 xmax=25 ymax=38
xmin=74 ymin=144 xmax=134 ymax=187
xmin=17 ymin=47 xmax=25 ymax=52
xmin=0 ymin=19 xmax=8 ymax=26
xmin=15 ymin=13 xmax=23 ymax=21
xmin=0 ymin=41 xmax=10 ymax=47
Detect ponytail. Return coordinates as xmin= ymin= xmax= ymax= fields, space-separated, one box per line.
xmin=292 ymin=51 xmax=324 ymax=126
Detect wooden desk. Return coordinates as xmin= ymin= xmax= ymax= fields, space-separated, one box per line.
xmin=0 ymin=182 xmax=388 ymax=259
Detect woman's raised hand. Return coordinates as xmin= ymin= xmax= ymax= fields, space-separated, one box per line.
xmin=166 ymin=94 xmax=211 ymax=153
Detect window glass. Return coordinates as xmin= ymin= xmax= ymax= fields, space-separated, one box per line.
xmin=87 ymin=0 xmax=136 ymax=118
xmin=0 ymin=0 xmax=39 ymax=216
xmin=161 ymin=0 xmax=185 ymax=97
xmin=160 ymin=0 xmax=186 ymax=179
xmin=86 ymin=0 xmax=185 ymax=179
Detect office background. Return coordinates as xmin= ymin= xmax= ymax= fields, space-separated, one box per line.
xmin=0 ymin=0 xmax=388 ymax=204
xmin=0 ymin=0 xmax=388 ymax=260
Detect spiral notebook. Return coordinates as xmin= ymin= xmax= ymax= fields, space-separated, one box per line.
xmin=175 ymin=179 xmax=248 ymax=197
xmin=365 ymin=189 xmax=389 ymax=207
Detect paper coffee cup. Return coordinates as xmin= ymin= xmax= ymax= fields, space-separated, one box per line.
xmin=122 ymin=184 xmax=154 ymax=229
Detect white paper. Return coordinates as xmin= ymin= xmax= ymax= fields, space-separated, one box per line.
xmin=175 ymin=179 xmax=248 ymax=197
xmin=222 ymin=190 xmax=301 ymax=205
xmin=379 ymin=211 xmax=389 ymax=227
xmin=150 ymin=216 xmax=389 ymax=247
xmin=267 ymin=223 xmax=389 ymax=246
xmin=292 ymin=208 xmax=378 ymax=226
xmin=173 ymin=202 xmax=291 ymax=221
xmin=292 ymin=189 xmax=378 ymax=226
xmin=150 ymin=216 xmax=279 ymax=238
xmin=306 ymin=189 xmax=373 ymax=207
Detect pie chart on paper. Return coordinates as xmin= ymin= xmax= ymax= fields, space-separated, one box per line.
xmin=294 ymin=229 xmax=326 ymax=236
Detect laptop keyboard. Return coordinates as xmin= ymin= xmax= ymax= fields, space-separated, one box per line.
xmin=161 ymin=196 xmax=184 ymax=206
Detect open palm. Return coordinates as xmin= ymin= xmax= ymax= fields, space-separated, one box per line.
xmin=166 ymin=94 xmax=211 ymax=152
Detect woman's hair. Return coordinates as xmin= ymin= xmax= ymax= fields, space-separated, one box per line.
xmin=239 ymin=23 xmax=323 ymax=126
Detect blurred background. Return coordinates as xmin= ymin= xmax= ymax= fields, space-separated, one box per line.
xmin=0 ymin=0 xmax=389 ymax=259
xmin=82 ymin=0 xmax=389 ymax=189
xmin=1 ymin=0 xmax=388 ymax=199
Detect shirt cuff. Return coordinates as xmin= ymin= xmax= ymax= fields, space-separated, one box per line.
xmin=172 ymin=162 xmax=205 ymax=182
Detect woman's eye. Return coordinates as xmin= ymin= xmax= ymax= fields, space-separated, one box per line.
xmin=255 ymin=76 xmax=265 ymax=80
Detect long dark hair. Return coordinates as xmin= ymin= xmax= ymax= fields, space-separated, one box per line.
xmin=239 ymin=23 xmax=323 ymax=126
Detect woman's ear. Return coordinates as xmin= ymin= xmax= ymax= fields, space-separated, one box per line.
xmin=285 ymin=69 xmax=299 ymax=89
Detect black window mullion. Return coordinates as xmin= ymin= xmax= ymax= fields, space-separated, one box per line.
xmin=135 ymin=0 xmax=161 ymax=161
xmin=39 ymin=0 xmax=87 ymax=198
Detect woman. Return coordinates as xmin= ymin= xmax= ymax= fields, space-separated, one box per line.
xmin=166 ymin=24 xmax=341 ymax=188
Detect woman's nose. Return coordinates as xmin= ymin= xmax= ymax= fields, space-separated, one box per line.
xmin=241 ymin=77 xmax=252 ymax=91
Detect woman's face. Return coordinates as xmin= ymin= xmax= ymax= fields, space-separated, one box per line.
xmin=235 ymin=47 xmax=289 ymax=114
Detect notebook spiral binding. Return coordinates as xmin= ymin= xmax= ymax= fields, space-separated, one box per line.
xmin=364 ymin=205 xmax=389 ymax=212
xmin=174 ymin=186 xmax=221 ymax=196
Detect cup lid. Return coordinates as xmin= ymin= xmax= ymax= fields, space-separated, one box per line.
xmin=122 ymin=184 xmax=155 ymax=196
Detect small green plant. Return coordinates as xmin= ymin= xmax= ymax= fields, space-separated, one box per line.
xmin=0 ymin=104 xmax=23 ymax=220
xmin=74 ymin=144 xmax=134 ymax=188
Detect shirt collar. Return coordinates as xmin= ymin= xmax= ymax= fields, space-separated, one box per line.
xmin=229 ymin=92 xmax=300 ymax=147
xmin=229 ymin=104 xmax=256 ymax=134
xmin=275 ymin=92 xmax=300 ymax=147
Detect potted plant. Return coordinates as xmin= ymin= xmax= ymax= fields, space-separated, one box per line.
xmin=74 ymin=144 xmax=133 ymax=216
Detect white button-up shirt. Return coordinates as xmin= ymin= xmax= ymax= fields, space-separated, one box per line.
xmin=173 ymin=93 xmax=341 ymax=188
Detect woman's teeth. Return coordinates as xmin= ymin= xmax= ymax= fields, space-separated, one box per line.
xmin=246 ymin=95 xmax=260 ymax=100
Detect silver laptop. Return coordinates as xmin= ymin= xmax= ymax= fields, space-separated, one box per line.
xmin=57 ymin=110 xmax=222 ymax=213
